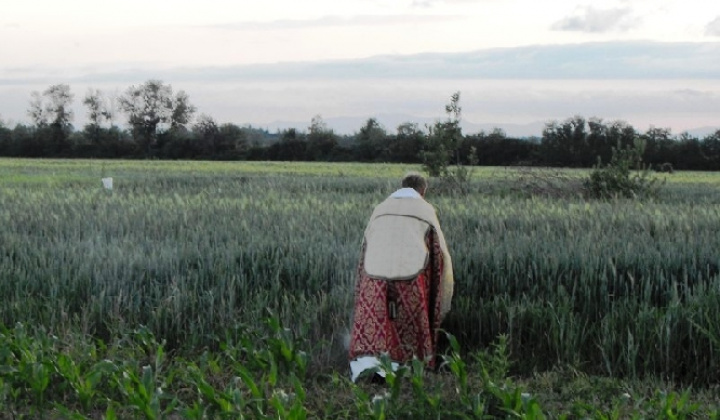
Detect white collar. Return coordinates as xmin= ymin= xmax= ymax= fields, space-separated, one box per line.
xmin=390 ymin=188 xmax=422 ymax=199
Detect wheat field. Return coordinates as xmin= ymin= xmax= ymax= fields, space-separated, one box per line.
xmin=2 ymin=158 xmax=720 ymax=385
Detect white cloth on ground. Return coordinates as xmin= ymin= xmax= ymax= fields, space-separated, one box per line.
xmin=350 ymin=355 xmax=400 ymax=382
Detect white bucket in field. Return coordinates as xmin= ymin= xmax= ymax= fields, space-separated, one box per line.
xmin=102 ymin=177 xmax=113 ymax=190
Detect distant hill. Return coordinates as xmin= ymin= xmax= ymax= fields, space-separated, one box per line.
xmin=255 ymin=114 xmax=717 ymax=139
xmin=685 ymin=126 xmax=720 ymax=138
xmin=258 ymin=114 xmax=546 ymax=138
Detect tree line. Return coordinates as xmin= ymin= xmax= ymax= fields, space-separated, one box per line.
xmin=0 ymin=80 xmax=718 ymax=171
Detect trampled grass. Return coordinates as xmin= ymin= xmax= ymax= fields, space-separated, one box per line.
xmin=1 ymin=158 xmax=720 ymax=417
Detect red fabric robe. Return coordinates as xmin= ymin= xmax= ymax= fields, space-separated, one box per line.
xmin=349 ymin=229 xmax=445 ymax=367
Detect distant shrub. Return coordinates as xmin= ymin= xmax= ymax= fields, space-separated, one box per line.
xmin=658 ymin=162 xmax=674 ymax=174
xmin=584 ymin=139 xmax=663 ymax=199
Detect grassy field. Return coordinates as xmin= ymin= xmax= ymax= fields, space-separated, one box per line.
xmin=1 ymin=158 xmax=720 ymax=418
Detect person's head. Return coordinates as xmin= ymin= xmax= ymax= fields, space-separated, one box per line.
xmin=401 ymin=172 xmax=428 ymax=197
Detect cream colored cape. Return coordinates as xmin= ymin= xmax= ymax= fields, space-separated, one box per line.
xmin=362 ymin=195 xmax=454 ymax=318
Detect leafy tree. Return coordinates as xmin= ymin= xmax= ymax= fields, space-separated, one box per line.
xmin=0 ymin=117 xmax=11 ymax=156
xmin=47 ymin=84 xmax=75 ymax=155
xmin=463 ymin=129 xmax=536 ymax=166
xmin=586 ymin=119 xmax=638 ymax=167
xmin=83 ymin=88 xmax=114 ymax=146
xmin=26 ymin=84 xmax=75 ymax=155
xmin=83 ymin=89 xmax=113 ymax=127
xmin=541 ymin=116 xmax=588 ymax=167
xmin=11 ymin=124 xmax=42 ymax=157
xmin=27 ymin=92 xmax=48 ymax=127
xmin=673 ymin=132 xmax=705 ymax=170
xmin=420 ymin=91 xmax=463 ymax=177
xmin=701 ymin=130 xmax=720 ymax=170
xmin=641 ymin=126 xmax=674 ymax=167
xmin=267 ymin=128 xmax=307 ymax=161
xmin=390 ymin=122 xmax=424 ymax=163
xmin=119 ymin=80 xmax=170 ymax=153
xmin=419 ymin=91 xmax=479 ymax=194
xmin=170 ymin=90 xmax=196 ymax=131
xmin=306 ymin=115 xmax=338 ymax=160
xmin=192 ymin=114 xmax=221 ymax=157
xmin=43 ymin=84 xmax=74 ymax=128
xmin=158 ymin=127 xmax=200 ymax=159
xmin=355 ymin=118 xmax=388 ymax=161
xmin=119 ymin=80 xmax=195 ymax=155
xmin=217 ymin=123 xmax=250 ymax=159
xmin=587 ymin=118 xmax=611 ymax=165
xmin=193 ymin=116 xmax=250 ymax=159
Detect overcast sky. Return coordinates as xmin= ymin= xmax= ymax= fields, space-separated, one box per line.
xmin=2 ymin=0 xmax=720 ymax=136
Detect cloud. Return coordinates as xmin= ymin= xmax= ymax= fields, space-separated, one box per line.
xmin=211 ymin=14 xmax=459 ymax=31
xmin=707 ymin=17 xmax=720 ymax=36
xmin=552 ymin=7 xmax=639 ymax=33
xmin=3 ymin=41 xmax=719 ymax=87
xmin=180 ymin=41 xmax=717 ymax=81
xmin=411 ymin=0 xmax=435 ymax=7
xmin=411 ymin=0 xmax=489 ymax=6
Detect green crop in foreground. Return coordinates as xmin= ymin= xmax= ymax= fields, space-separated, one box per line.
xmin=1 ymin=321 xmax=719 ymax=419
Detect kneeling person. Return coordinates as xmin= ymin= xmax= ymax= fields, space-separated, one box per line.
xmin=349 ymin=172 xmax=454 ymax=382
